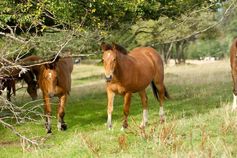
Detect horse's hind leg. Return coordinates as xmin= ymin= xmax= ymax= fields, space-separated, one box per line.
xmin=12 ymin=80 xmax=16 ymax=96
xmin=231 ymin=69 xmax=237 ymax=110
xmin=122 ymin=92 xmax=132 ymax=130
xmin=57 ymin=94 xmax=67 ymax=131
xmin=139 ymin=90 xmax=148 ymax=128
xmin=153 ymin=80 xmax=166 ymax=123
xmin=44 ymin=96 xmax=52 ymax=133
xmin=6 ymin=82 xmax=12 ymax=101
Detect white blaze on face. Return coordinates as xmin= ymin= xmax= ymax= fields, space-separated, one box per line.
xmin=103 ymin=51 xmax=115 ymax=78
xmin=48 ymin=72 xmax=52 ymax=79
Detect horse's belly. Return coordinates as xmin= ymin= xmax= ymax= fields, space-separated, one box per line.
xmin=107 ymin=83 xmax=127 ymax=95
xmin=129 ymin=82 xmax=150 ymax=93
xmin=108 ymin=82 xmax=150 ymax=95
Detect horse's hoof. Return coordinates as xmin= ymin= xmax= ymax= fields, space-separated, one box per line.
xmin=107 ymin=123 xmax=112 ymax=130
xmin=47 ymin=129 xmax=52 ymax=134
xmin=57 ymin=122 xmax=67 ymax=131
xmin=122 ymin=123 xmax=128 ymax=129
xmin=160 ymin=116 xmax=165 ymax=124
xmin=139 ymin=121 xmax=147 ymax=129
xmin=61 ymin=124 xmax=67 ymax=131
xmin=232 ymin=106 xmax=237 ymax=112
xmin=139 ymin=124 xmax=145 ymax=129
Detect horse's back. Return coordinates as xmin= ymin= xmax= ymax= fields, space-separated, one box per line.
xmin=20 ymin=55 xmax=41 ymax=62
xmin=130 ymin=47 xmax=162 ymax=61
xmin=57 ymin=57 xmax=73 ymax=94
xmin=129 ymin=47 xmax=163 ymax=71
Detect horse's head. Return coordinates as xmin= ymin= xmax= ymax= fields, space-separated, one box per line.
xmin=39 ymin=56 xmax=60 ymax=98
xmin=101 ymin=42 xmax=128 ymax=82
xmin=27 ymin=80 xmax=38 ymax=100
xmin=101 ymin=42 xmax=117 ymax=82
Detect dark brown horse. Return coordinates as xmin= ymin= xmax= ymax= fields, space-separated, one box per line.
xmin=101 ymin=42 xmax=169 ymax=130
xmin=230 ymin=38 xmax=237 ymax=110
xmin=38 ymin=56 xmax=73 ymax=133
xmin=0 ymin=78 xmax=16 ymax=101
xmin=19 ymin=55 xmax=43 ymax=100
xmin=0 ymin=56 xmax=39 ymax=101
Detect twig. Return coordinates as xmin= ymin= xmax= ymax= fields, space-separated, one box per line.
xmin=0 ymin=118 xmax=38 ymax=146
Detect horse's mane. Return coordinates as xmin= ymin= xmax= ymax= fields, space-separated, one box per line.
xmin=101 ymin=42 xmax=128 ymax=55
xmin=112 ymin=43 xmax=128 ymax=55
xmin=101 ymin=42 xmax=112 ymax=51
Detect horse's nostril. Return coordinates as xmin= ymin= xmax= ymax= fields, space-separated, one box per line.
xmin=48 ymin=93 xmax=54 ymax=98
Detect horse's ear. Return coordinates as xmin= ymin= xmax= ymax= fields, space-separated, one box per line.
xmin=101 ymin=42 xmax=112 ymax=52
xmin=112 ymin=42 xmax=128 ymax=55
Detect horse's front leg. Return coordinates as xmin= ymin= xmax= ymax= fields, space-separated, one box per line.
xmin=57 ymin=94 xmax=67 ymax=131
xmin=231 ymin=70 xmax=237 ymax=110
xmin=122 ymin=92 xmax=132 ymax=130
xmin=107 ymin=89 xmax=115 ymax=129
xmin=6 ymin=81 xmax=12 ymax=101
xmin=43 ymin=96 xmax=52 ymax=133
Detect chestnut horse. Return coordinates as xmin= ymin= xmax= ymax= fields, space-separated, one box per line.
xmin=230 ymin=38 xmax=237 ymax=110
xmin=38 ymin=56 xmax=73 ymax=133
xmin=101 ymin=42 xmax=169 ymax=130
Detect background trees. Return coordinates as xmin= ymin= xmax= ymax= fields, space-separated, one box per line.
xmin=0 ymin=0 xmax=236 ymax=61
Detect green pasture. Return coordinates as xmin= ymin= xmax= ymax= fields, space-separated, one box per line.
xmin=0 ymin=60 xmax=236 ymax=158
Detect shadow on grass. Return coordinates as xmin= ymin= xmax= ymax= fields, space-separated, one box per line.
xmin=0 ymin=80 xmax=232 ymax=138
xmin=65 ymin=81 xmax=232 ymax=130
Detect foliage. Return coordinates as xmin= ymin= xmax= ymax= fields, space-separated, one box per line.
xmin=0 ymin=0 xmax=234 ymax=60
xmin=186 ymin=39 xmax=229 ymax=59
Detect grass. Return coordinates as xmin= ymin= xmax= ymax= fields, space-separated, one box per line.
xmin=0 ymin=60 xmax=236 ymax=158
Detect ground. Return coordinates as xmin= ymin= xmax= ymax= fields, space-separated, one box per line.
xmin=0 ymin=60 xmax=236 ymax=158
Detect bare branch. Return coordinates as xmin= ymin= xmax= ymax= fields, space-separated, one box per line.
xmin=160 ymin=0 xmax=237 ymax=44
xmin=0 ymin=118 xmax=38 ymax=146
xmin=0 ymin=32 xmax=28 ymax=44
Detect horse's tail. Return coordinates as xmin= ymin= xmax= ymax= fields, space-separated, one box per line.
xmin=164 ymin=86 xmax=170 ymax=99
xmin=151 ymin=81 xmax=170 ymax=100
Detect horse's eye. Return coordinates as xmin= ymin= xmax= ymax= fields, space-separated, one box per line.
xmin=113 ymin=58 xmax=116 ymax=62
xmin=101 ymin=59 xmax=104 ymax=63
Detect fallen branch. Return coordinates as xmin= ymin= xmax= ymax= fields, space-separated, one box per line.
xmin=0 ymin=118 xmax=38 ymax=146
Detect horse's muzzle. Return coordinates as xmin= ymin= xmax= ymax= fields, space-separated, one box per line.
xmin=105 ymin=75 xmax=112 ymax=82
xmin=48 ymin=92 xmax=54 ymax=98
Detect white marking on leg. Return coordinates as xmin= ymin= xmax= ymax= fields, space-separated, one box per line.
xmin=57 ymin=121 xmax=62 ymax=131
xmin=232 ymin=93 xmax=237 ymax=111
xmin=140 ymin=109 xmax=148 ymax=128
xmin=107 ymin=113 xmax=112 ymax=129
xmin=159 ymin=106 xmax=165 ymax=123
xmin=107 ymin=92 xmax=115 ymax=129
xmin=159 ymin=106 xmax=164 ymax=117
